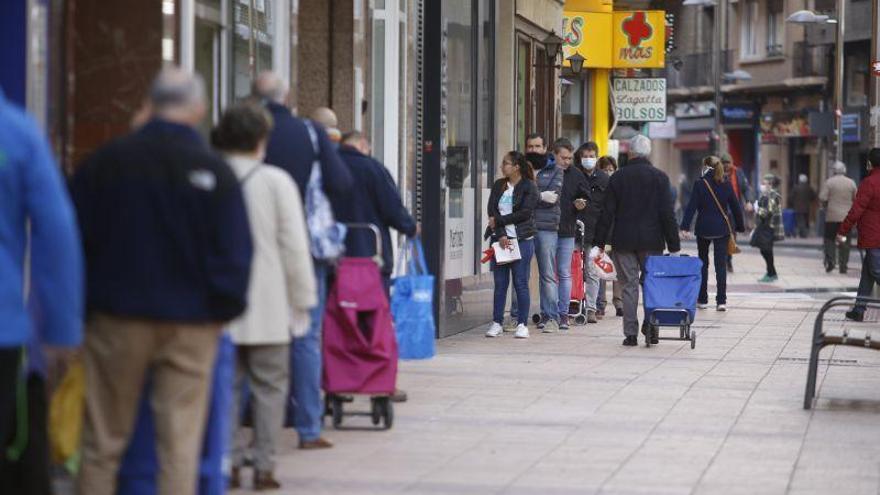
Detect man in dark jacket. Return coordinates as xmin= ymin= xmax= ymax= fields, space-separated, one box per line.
xmin=252 ymin=72 xmax=352 ymax=450
xmin=790 ymin=174 xmax=817 ymax=238
xmin=72 ymin=69 xmax=253 ymax=495
xmin=334 ymin=132 xmax=418 ymax=287
xmin=553 ymin=138 xmax=589 ymax=330
xmin=528 ymin=135 xmax=565 ymax=332
xmin=840 ymin=148 xmax=880 ymax=321
xmin=576 ymin=141 xmax=610 ymax=323
xmin=594 ymin=135 xmax=680 ymax=346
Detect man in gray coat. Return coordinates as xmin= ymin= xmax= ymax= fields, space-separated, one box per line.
xmin=820 ymin=161 xmax=857 ymax=273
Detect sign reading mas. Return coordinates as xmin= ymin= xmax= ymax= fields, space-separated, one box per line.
xmin=563 ymin=10 xmax=666 ymax=69
xmin=612 ymin=11 xmax=665 ymax=68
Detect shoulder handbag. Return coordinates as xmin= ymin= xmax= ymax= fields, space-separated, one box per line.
xmin=303 ymin=121 xmax=347 ymax=261
xmin=703 ymin=179 xmax=741 ymax=255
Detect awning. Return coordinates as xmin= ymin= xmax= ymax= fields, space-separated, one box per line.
xmin=673 ymin=132 xmax=711 ymax=150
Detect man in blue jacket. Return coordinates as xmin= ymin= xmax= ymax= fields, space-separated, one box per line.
xmin=252 ymin=72 xmax=353 ymax=450
xmin=334 ymin=132 xmax=418 ymax=286
xmin=72 ymin=69 xmax=253 ymax=495
xmin=0 ymin=88 xmax=83 ymax=493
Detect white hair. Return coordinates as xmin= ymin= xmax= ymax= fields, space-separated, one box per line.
xmin=149 ymin=67 xmax=205 ymax=112
xmin=252 ymin=71 xmax=289 ymax=104
xmin=629 ymin=135 xmax=652 ymax=157
xmin=798 ymin=174 xmax=808 ymax=183
xmin=833 ymin=161 xmax=847 ymax=175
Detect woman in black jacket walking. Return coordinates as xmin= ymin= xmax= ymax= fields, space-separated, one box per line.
xmin=485 ymin=151 xmax=539 ymax=339
xmin=680 ymin=156 xmax=745 ymax=311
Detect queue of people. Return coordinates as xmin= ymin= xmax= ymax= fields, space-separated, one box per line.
xmin=0 ymin=67 xmax=421 ymax=494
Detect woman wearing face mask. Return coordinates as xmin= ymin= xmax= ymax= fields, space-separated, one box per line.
xmin=751 ymin=174 xmax=784 ymax=282
xmin=680 ymin=155 xmax=745 ymax=312
xmin=485 ymin=152 xmax=539 ymax=339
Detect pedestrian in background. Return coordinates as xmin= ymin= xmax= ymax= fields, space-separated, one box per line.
xmin=485 ymin=152 xmax=538 ymax=339
xmin=530 ymin=136 xmax=565 ymax=332
xmin=594 ymin=155 xmax=622 ymax=318
xmin=839 ymin=148 xmax=880 ymax=322
xmin=212 ymin=103 xmax=317 ymax=491
xmin=790 ymin=174 xmax=817 ymax=238
xmin=253 ymin=71 xmax=352 ymax=450
xmin=594 ymin=135 xmax=680 ymax=346
xmin=554 ymin=139 xmax=590 ymax=330
xmin=720 ymin=153 xmax=752 ymax=273
xmin=752 ymin=174 xmax=784 ymax=283
xmin=574 ymin=142 xmax=609 ymax=323
xmin=680 ymin=156 xmax=745 ymax=312
xmin=73 ymin=68 xmax=253 ymax=495
xmin=310 ymin=107 xmax=342 ymax=145
xmin=819 ymin=161 xmax=857 ymax=274
xmin=0 ymin=88 xmax=83 ymax=495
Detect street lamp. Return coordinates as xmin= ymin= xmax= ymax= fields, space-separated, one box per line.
xmin=543 ymin=31 xmax=564 ymax=60
xmin=567 ymin=53 xmax=586 ymax=75
xmin=787 ymin=7 xmax=845 ymax=164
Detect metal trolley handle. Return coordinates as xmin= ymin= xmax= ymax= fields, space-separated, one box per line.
xmin=344 ymin=223 xmax=383 ymax=268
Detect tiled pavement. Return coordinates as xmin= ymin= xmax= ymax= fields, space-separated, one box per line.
xmin=232 ymin=246 xmax=880 ymax=495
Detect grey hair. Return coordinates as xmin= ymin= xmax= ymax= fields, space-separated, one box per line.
xmin=629 ymin=134 xmax=652 ymax=157
xmin=252 ymin=71 xmax=289 ymax=104
xmin=149 ymin=67 xmax=205 ymax=111
xmin=833 ymin=161 xmax=847 ymax=175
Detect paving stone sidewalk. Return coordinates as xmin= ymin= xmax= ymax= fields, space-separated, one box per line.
xmin=234 ymin=248 xmax=880 ymax=495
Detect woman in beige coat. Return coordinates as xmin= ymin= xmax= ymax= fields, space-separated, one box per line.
xmin=212 ymin=103 xmax=317 ymax=490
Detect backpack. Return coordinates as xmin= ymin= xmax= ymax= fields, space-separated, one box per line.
xmin=304 ymin=120 xmax=347 ymax=261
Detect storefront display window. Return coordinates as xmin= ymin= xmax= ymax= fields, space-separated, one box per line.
xmin=231 ymin=0 xmax=275 ymax=101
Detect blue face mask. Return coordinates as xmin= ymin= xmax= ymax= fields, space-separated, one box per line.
xmin=582 ymin=157 xmax=597 ymax=170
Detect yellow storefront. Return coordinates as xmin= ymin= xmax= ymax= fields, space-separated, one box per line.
xmin=562 ymin=0 xmax=665 ymax=156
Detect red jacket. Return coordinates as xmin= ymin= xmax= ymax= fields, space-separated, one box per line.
xmin=839 ymin=168 xmax=880 ymax=248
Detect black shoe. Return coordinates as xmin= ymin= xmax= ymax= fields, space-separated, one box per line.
xmin=840 ymin=268 xmax=848 ymax=275
xmin=615 ymin=308 xmax=624 ymax=317
xmin=641 ymin=322 xmax=659 ymax=344
xmin=845 ymin=310 xmax=865 ymax=322
xmin=622 ymin=336 xmax=638 ymax=346
xmin=826 ymin=264 xmax=834 ymax=273
xmin=727 ymin=263 xmax=734 ymax=273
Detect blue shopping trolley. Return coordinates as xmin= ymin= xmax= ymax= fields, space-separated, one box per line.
xmin=643 ymin=255 xmax=703 ymax=349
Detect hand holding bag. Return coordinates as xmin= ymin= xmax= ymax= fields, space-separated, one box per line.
xmin=703 ymin=179 xmax=741 ymax=256
xmin=391 ymin=239 xmax=436 ymax=360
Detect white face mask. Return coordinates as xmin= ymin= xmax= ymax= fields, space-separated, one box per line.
xmin=759 ymin=184 xmax=770 ymax=194
xmin=582 ymin=157 xmax=597 ymax=170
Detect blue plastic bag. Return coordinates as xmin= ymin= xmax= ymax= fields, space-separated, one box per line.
xmin=391 ymin=240 xmax=436 ymax=360
xmin=643 ymin=256 xmax=702 ymax=326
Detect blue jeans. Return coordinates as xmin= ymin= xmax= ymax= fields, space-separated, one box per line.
xmin=535 ymin=230 xmax=559 ymax=321
xmin=556 ymin=237 xmax=576 ymax=317
xmin=854 ymin=249 xmax=880 ymax=315
xmin=290 ymin=262 xmax=328 ymax=441
xmin=493 ymin=239 xmax=535 ymax=325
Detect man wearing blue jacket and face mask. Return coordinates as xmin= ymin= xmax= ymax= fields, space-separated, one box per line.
xmin=0 ymin=87 xmax=83 ymax=494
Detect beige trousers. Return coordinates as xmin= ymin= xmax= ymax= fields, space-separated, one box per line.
xmin=77 ymin=313 xmax=221 ymax=495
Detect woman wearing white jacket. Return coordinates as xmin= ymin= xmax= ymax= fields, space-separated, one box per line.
xmin=212 ymin=103 xmax=317 ymax=491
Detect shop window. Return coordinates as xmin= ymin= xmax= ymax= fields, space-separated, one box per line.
xmin=231 ymin=0 xmax=275 ymax=101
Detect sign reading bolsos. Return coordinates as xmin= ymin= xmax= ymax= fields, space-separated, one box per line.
xmin=612 ymin=78 xmax=667 ymax=122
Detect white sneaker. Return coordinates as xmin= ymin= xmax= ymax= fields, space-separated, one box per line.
xmin=486 ymin=322 xmax=504 ymax=338
xmin=697 ymin=303 xmax=708 ymax=310
xmin=514 ymin=324 xmax=530 ymax=339
xmin=716 ymin=304 xmax=727 ymax=312
xmin=542 ymin=319 xmax=559 ymax=334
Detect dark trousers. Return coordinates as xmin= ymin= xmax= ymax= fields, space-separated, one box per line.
xmin=761 ymin=247 xmax=777 ymax=277
xmin=0 ymin=348 xmax=50 ymax=495
xmin=796 ymin=212 xmax=810 ymax=238
xmin=854 ymin=249 xmax=880 ymax=315
xmin=698 ymin=237 xmax=729 ymax=305
xmin=823 ymin=222 xmax=851 ymax=272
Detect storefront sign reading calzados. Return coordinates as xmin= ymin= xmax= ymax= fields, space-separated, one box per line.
xmin=612 ymin=78 xmax=667 ymax=122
